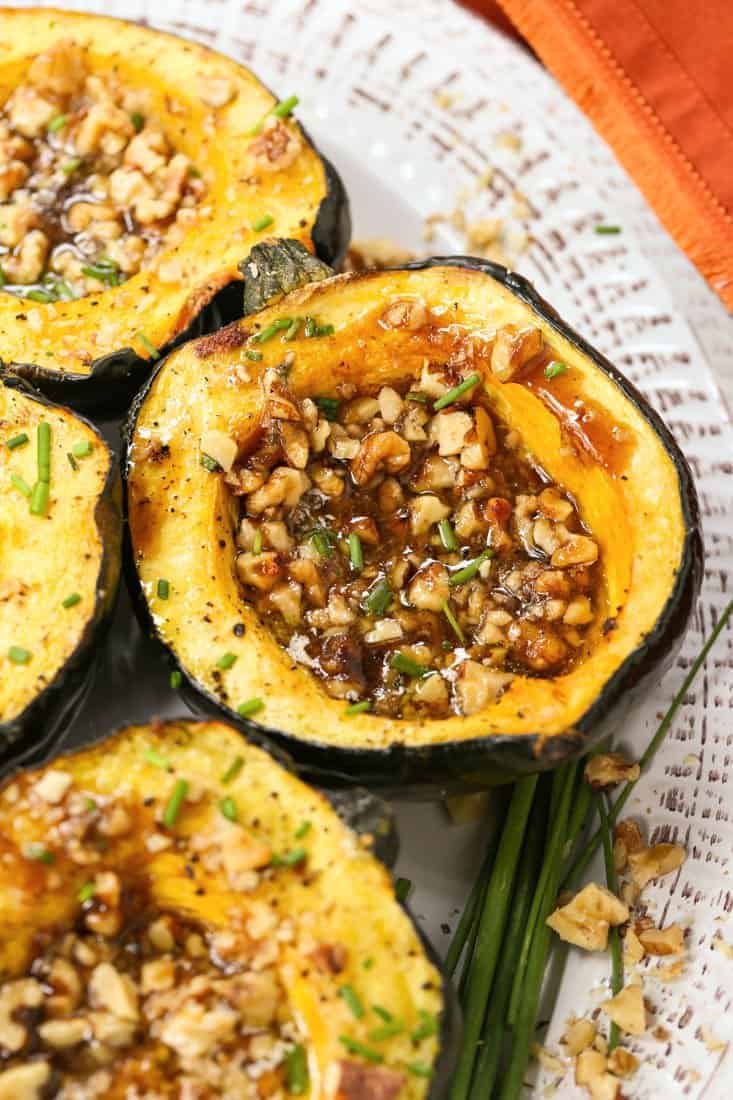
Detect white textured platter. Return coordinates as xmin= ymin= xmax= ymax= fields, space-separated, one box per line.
xmin=9 ymin=0 xmax=733 ymax=1096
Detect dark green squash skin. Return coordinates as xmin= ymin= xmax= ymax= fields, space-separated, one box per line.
xmin=0 ymin=375 xmax=122 ymax=760
xmin=0 ymin=717 xmax=461 ymax=1099
xmin=123 ymin=256 xmax=702 ymax=795
xmin=0 ymin=153 xmax=350 ymax=418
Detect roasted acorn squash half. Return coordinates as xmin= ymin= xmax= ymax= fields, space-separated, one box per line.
xmin=124 ymin=254 xmax=701 ymax=791
xmin=0 ymin=718 xmax=455 ymax=1099
xmin=0 ymin=374 xmax=120 ymax=755
xmin=0 ymin=9 xmax=349 ymax=412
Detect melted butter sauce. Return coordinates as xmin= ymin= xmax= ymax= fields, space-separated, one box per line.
xmin=521 ymin=360 xmax=635 ymax=477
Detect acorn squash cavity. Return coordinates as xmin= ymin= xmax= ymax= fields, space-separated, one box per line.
xmin=0 ymin=718 xmax=453 ymax=1099
xmin=0 ymin=9 xmax=349 ymax=412
xmin=0 ymin=375 xmax=121 ymax=754
xmin=124 ymin=256 xmax=701 ymax=791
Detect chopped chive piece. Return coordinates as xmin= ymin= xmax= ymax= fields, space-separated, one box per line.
xmin=253 ymin=317 xmax=292 ymax=343
xmin=338 ymin=1036 xmax=384 ymax=1063
xmin=136 ymin=331 xmax=160 ymax=359
xmin=372 ymin=1005 xmax=393 ymax=1023
xmin=30 ymin=480 xmax=49 ymax=515
xmin=441 ymin=599 xmax=465 ymax=644
xmin=62 ymin=592 xmax=81 ymax=609
xmin=8 ymin=645 xmax=31 ymax=664
xmin=67 ymin=452 xmax=78 ymax=471
xmin=433 ymin=372 xmax=481 ymax=411
xmin=345 ymin=700 xmax=372 ymax=716
xmin=188 ymin=165 xmax=202 ymax=178
xmin=294 ymin=820 xmax=311 ymax=839
xmin=309 ymin=527 xmax=336 ymax=557
xmin=81 ymin=262 xmax=121 ymax=287
xmin=130 ymin=111 xmax=144 ymax=132
xmin=303 ymin=315 xmax=316 ymax=338
xmin=0 ymin=267 xmax=5 ymax=287
xmin=25 ymin=844 xmax=55 ymax=864
xmin=169 ymin=668 xmax=183 ymax=690
xmin=273 ymin=94 xmax=299 ymax=119
xmin=247 ymin=95 xmax=299 ymax=135
xmin=339 ymin=984 xmax=365 ymax=1019
xmin=37 ymin=422 xmax=51 ymax=482
xmin=271 ymin=846 xmax=307 ymax=868
xmin=252 ymin=214 xmax=274 ymax=232
xmin=6 ymin=432 xmax=29 ymax=450
xmin=438 ymin=518 xmax=459 ymax=551
xmin=252 ymin=528 xmax=263 ymax=555
xmin=11 ymin=473 xmax=31 ymax=497
xmin=77 ymin=881 xmax=96 ymax=903
xmin=85 ymin=798 xmax=97 ymax=812
xmin=71 ymin=439 xmax=93 ymax=458
xmin=348 ymin=532 xmax=363 ymax=572
xmin=448 ymin=548 xmax=494 ymax=587
xmin=144 ymin=748 xmax=170 ymax=769
xmin=286 ymin=1043 xmax=309 ymax=1094
xmin=216 ymin=651 xmax=237 ymax=670
xmin=219 ymin=796 xmax=239 ymax=822
xmin=406 ymin=1062 xmax=433 ymax=1078
xmin=221 ymin=755 xmax=245 ymax=784
xmin=48 ymin=113 xmax=68 ymax=132
xmin=411 ymin=1011 xmax=438 ymax=1041
xmin=390 ymin=653 xmax=428 ymax=679
xmin=313 ymin=395 xmax=339 ymax=420
xmin=406 ymin=391 xmax=428 ymax=403
xmin=157 ymin=578 xmax=170 ymax=600
xmin=200 ymin=452 xmax=221 ymax=472
xmin=314 ymin=323 xmax=335 ymax=337
xmin=369 ymin=1021 xmax=404 ymax=1041
xmin=163 ymin=778 xmax=189 ymax=828
xmin=395 ymin=876 xmax=412 ymax=902
xmin=594 ymin=224 xmax=621 ymax=234
xmin=245 ymin=348 xmax=264 ymax=361
xmin=26 ymin=289 xmax=54 ymax=304
xmin=363 ymin=578 xmax=392 ymax=616
xmin=237 ymin=698 xmax=264 ymax=718
xmin=62 ymin=157 xmax=82 ymax=175
xmin=284 ymin=316 xmax=302 ymax=341
xmin=544 ymin=361 xmax=568 ymax=380
xmin=363 ymin=957 xmax=375 ymax=970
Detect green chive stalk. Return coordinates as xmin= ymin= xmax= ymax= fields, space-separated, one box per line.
xmin=598 ymin=793 xmax=623 ymax=1052
xmin=449 ymin=775 xmax=538 ymax=1100
xmin=468 ymin=808 xmax=544 ymax=1099
xmin=507 ymin=762 xmax=576 ymax=1027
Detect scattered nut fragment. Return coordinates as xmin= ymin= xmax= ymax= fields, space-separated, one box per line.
xmin=584 ymin=753 xmax=640 ymax=790
xmin=600 ymin=984 xmax=646 ymax=1036
xmin=561 ymin=1016 xmax=597 ymax=1056
xmin=201 ymin=429 xmax=238 ymax=473
xmin=531 ymin=1043 xmax=566 ymax=1073
xmin=490 ymin=324 xmax=544 ymax=382
xmin=607 ymin=1048 xmax=638 ymax=1077
xmin=627 ymin=842 xmax=685 ymax=888
xmin=546 ymin=883 xmax=629 ymax=952
xmin=35 ymin=769 xmax=72 ymax=804
xmin=638 ymin=923 xmax=685 ymax=956
xmin=575 ymin=1049 xmax=619 ymax=1100
xmin=623 ymin=927 xmax=645 ymax=966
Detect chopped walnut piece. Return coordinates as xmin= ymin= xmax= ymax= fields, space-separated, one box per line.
xmin=0 ymin=1061 xmax=51 ymax=1100
xmin=201 ymin=429 xmax=238 ymax=473
xmin=561 ymin=1016 xmax=597 ymax=1056
xmin=623 ymin=927 xmax=645 ymax=966
xmin=547 ymin=883 xmax=629 ymax=952
xmin=380 ymin=297 xmax=428 ymax=331
xmin=329 ymin=1060 xmax=405 ymax=1100
xmin=490 ymin=324 xmax=544 ymax=382
xmin=351 ymin=431 xmax=411 ymax=485
xmin=531 ymin=1043 xmax=566 ymax=1073
xmin=600 ymin=984 xmax=646 ymax=1036
xmin=627 ymin=842 xmax=685 ymax=888
xmin=575 ymin=1049 xmax=619 ymax=1100
xmin=584 ymin=753 xmax=640 ymax=790
xmin=455 ymin=661 xmax=512 ymax=716
xmin=607 ymin=1048 xmax=638 ymax=1077
xmin=637 ymin=923 xmax=685 ymax=956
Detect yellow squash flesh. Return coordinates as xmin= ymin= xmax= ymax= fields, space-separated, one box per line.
xmin=0 ymin=719 xmax=443 ymax=1097
xmin=126 ymin=265 xmax=689 ymax=751
xmin=0 ymin=9 xmax=334 ymax=378
xmin=0 ymin=379 xmax=119 ymax=728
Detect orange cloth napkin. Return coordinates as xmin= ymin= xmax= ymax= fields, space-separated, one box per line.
xmin=467 ymin=0 xmax=733 ymax=311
